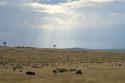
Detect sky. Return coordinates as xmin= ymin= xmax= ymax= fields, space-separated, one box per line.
xmin=0 ymin=0 xmax=125 ymax=49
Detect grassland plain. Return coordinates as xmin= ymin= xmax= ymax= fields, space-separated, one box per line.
xmin=0 ymin=47 xmax=125 ymax=83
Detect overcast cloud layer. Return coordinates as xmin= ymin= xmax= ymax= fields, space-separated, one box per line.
xmin=0 ymin=0 xmax=125 ymax=49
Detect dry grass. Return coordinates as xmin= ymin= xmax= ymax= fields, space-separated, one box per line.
xmin=0 ymin=47 xmax=125 ymax=83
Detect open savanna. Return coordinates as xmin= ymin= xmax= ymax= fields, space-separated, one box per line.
xmin=0 ymin=47 xmax=125 ymax=83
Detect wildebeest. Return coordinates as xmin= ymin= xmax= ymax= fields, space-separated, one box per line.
xmin=53 ymin=70 xmax=58 ymax=73
xmin=26 ymin=71 xmax=35 ymax=75
xmin=56 ymin=68 xmax=68 ymax=73
xmin=76 ymin=70 xmax=82 ymax=75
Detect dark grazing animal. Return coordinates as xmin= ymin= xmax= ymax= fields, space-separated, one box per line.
xmin=53 ymin=70 xmax=58 ymax=73
xmin=26 ymin=71 xmax=35 ymax=75
xmin=76 ymin=70 xmax=82 ymax=75
xmin=56 ymin=68 xmax=68 ymax=73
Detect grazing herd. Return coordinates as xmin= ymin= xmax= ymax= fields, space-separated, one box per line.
xmin=12 ymin=63 xmax=83 ymax=76
xmin=11 ymin=68 xmax=82 ymax=77
xmin=53 ymin=68 xmax=82 ymax=75
xmin=25 ymin=68 xmax=82 ymax=76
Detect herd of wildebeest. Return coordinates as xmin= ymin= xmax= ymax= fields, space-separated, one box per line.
xmin=11 ymin=61 xmax=123 ymax=76
xmin=12 ymin=64 xmax=82 ymax=76
xmin=24 ymin=68 xmax=82 ymax=76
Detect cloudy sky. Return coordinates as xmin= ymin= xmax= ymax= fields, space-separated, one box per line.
xmin=0 ymin=0 xmax=125 ymax=49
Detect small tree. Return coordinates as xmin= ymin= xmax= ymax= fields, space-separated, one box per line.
xmin=53 ymin=45 xmax=56 ymax=48
xmin=3 ymin=42 xmax=6 ymax=47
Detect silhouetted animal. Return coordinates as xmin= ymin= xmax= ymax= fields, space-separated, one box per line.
xmin=76 ymin=70 xmax=82 ymax=75
xmin=26 ymin=71 xmax=35 ymax=75
xmin=56 ymin=68 xmax=68 ymax=73
xmin=53 ymin=70 xmax=58 ymax=73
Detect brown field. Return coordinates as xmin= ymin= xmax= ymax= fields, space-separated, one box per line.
xmin=0 ymin=47 xmax=125 ymax=83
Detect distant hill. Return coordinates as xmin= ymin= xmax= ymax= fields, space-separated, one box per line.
xmin=67 ymin=48 xmax=125 ymax=52
xmin=102 ymin=49 xmax=125 ymax=52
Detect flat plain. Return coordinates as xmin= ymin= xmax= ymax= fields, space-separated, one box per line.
xmin=0 ymin=47 xmax=125 ymax=83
